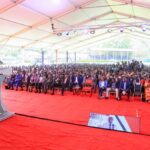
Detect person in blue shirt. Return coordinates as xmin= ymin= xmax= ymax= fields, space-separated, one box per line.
xmin=15 ymin=72 xmax=23 ymax=91
xmin=98 ymin=76 xmax=107 ymax=98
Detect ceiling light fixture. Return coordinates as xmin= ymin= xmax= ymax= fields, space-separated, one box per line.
xmin=130 ymin=28 xmax=135 ymax=32
xmin=107 ymin=29 xmax=112 ymax=33
xmin=90 ymin=30 xmax=95 ymax=34
xmin=120 ymin=27 xmax=124 ymax=33
xmin=57 ymin=33 xmax=62 ymax=36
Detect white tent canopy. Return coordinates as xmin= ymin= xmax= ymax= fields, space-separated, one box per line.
xmin=0 ymin=0 xmax=150 ymax=64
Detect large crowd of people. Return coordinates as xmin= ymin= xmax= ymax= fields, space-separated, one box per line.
xmin=4 ymin=60 xmax=150 ymax=102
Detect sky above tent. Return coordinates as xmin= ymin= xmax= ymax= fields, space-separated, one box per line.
xmin=0 ymin=0 xmax=150 ymax=64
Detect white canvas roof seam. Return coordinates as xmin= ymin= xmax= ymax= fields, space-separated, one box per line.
xmin=0 ymin=0 xmax=149 ymax=52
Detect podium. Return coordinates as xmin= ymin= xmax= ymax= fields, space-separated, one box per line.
xmin=0 ymin=75 xmax=14 ymax=121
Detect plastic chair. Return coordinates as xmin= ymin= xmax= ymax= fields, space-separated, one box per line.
xmin=82 ymin=79 xmax=93 ymax=96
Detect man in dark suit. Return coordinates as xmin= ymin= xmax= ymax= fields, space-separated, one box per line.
xmin=62 ymin=74 xmax=70 ymax=95
xmin=51 ymin=74 xmax=62 ymax=95
xmin=72 ymin=73 xmax=83 ymax=89
xmin=118 ymin=77 xmax=130 ymax=100
xmin=78 ymin=74 xmax=84 ymax=89
xmin=71 ymin=73 xmax=83 ymax=95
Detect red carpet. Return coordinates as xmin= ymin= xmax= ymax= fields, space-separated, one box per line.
xmin=0 ymin=115 xmax=150 ymax=150
xmin=1 ymin=89 xmax=150 ymax=149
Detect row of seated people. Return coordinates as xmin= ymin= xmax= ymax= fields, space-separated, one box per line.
xmin=5 ymin=69 xmax=150 ymax=102
xmin=98 ymin=76 xmax=143 ymax=100
xmin=5 ymin=72 xmax=83 ymax=96
xmin=98 ymin=76 xmax=149 ymax=101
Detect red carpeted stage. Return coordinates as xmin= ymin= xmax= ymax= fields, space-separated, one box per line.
xmin=0 ymin=89 xmax=150 ymax=149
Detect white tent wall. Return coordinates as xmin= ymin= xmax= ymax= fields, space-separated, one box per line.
xmin=0 ymin=0 xmax=150 ymax=65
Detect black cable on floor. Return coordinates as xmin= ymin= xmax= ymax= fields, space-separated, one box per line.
xmin=16 ymin=113 xmax=150 ymax=137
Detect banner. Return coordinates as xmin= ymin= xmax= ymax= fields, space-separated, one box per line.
xmin=88 ymin=113 xmax=140 ymax=133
